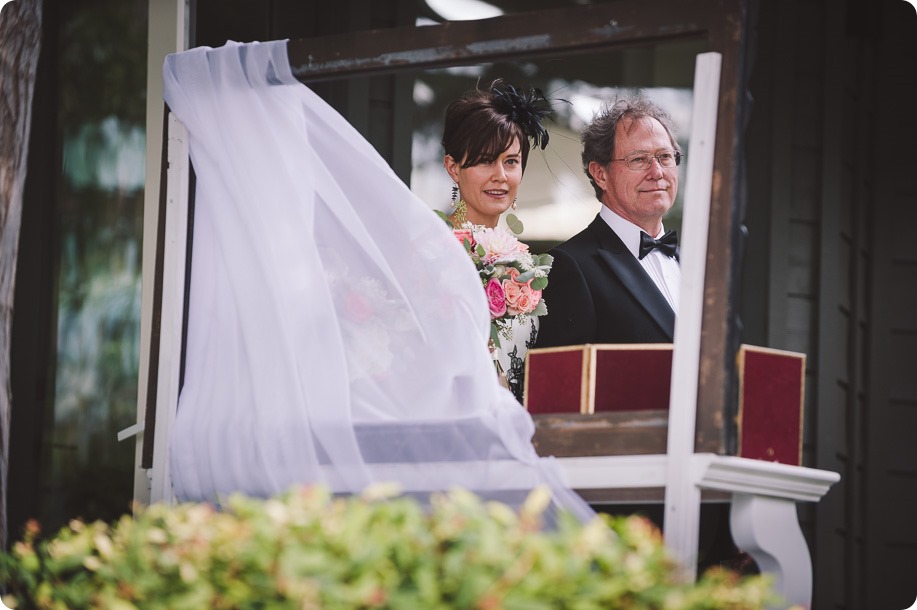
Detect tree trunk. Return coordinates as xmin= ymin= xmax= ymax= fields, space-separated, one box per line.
xmin=0 ymin=0 xmax=42 ymax=550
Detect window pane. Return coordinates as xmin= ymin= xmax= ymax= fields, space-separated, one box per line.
xmin=409 ymin=39 xmax=703 ymax=247
xmin=40 ymin=0 xmax=148 ymax=530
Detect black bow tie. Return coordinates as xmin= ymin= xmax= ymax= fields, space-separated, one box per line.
xmin=638 ymin=229 xmax=678 ymax=260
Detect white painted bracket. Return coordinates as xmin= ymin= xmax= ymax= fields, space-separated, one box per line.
xmin=695 ymin=454 xmax=839 ymax=609
xmin=558 ymin=454 xmax=839 ymax=609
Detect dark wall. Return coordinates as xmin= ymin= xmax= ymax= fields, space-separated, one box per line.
xmin=742 ymin=0 xmax=917 ymax=607
xmin=863 ymin=0 xmax=917 ymax=606
xmin=194 ymin=0 xmax=411 ymax=47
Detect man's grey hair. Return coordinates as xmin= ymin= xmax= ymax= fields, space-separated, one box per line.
xmin=581 ymin=94 xmax=681 ymax=201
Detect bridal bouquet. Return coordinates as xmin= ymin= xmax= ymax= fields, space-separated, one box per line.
xmin=450 ymin=222 xmax=553 ymax=351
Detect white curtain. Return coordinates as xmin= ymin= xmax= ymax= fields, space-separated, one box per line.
xmin=162 ymin=40 xmax=591 ymax=521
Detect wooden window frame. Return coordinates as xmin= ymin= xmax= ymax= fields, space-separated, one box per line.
xmin=141 ymin=0 xmax=749 ymax=474
xmin=286 ymin=0 xmax=748 ymax=457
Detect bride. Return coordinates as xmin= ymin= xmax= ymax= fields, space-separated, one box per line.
xmin=441 ymin=81 xmax=552 ymax=402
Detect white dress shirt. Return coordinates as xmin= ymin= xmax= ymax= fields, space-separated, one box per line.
xmin=598 ymin=206 xmax=681 ymax=314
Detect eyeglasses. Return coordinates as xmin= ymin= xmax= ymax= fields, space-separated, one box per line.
xmin=612 ymin=150 xmax=682 ymax=171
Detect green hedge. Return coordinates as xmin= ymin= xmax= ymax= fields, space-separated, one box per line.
xmin=1 ymin=485 xmax=783 ymax=609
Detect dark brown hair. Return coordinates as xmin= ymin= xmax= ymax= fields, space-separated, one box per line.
xmin=442 ymin=81 xmax=551 ymax=172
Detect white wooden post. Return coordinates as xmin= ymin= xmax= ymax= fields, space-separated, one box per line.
xmin=129 ymin=0 xmax=189 ymax=507
xmin=148 ymin=114 xmax=190 ymax=504
xmin=662 ymin=51 xmax=722 ymax=576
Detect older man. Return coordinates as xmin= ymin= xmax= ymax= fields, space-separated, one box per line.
xmin=536 ymin=95 xmax=682 ymax=348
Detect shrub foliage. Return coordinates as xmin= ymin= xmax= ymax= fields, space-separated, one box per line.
xmin=1 ymin=485 xmax=780 ymax=609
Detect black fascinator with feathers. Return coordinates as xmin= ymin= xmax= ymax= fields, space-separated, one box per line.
xmin=489 ymin=83 xmax=553 ymax=150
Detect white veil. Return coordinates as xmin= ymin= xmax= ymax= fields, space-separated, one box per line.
xmin=162 ymin=40 xmax=592 ymax=521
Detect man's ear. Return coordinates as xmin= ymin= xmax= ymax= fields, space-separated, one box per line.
xmin=588 ymin=161 xmax=608 ymax=191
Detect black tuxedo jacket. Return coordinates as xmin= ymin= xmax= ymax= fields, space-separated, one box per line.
xmin=535 ymin=214 xmax=676 ymax=348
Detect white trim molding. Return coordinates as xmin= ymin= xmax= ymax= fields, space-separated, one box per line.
xmin=557 ymin=453 xmax=839 ymax=609
xmin=694 ymin=454 xmax=840 ymax=502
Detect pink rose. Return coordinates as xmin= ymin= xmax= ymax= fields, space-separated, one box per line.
xmin=453 ymin=228 xmax=475 ymax=249
xmin=523 ymin=284 xmax=542 ymax=307
xmin=506 ymin=267 xmax=521 ymax=281
xmin=502 ymin=278 xmax=524 ymax=314
xmin=514 ymin=291 xmax=534 ymax=314
xmin=485 ymin=278 xmax=507 ymax=319
xmin=514 ymin=284 xmax=542 ymax=314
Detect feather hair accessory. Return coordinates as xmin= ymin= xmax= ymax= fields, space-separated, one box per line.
xmin=490 ymin=83 xmax=553 ymax=150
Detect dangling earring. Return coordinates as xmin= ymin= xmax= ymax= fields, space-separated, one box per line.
xmin=451 ymin=182 xmax=459 ymax=209
xmin=511 ymin=197 xmax=517 ymax=210
xmin=454 ymin=199 xmax=467 ymax=226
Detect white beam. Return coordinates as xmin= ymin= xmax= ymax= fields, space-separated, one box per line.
xmin=662 ymin=51 xmax=722 ymax=577
xmin=132 ymin=0 xmax=189 ymax=507
xmin=147 ymin=114 xmax=190 ymax=505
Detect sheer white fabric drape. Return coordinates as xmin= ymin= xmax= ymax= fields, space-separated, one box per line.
xmin=162 ymin=40 xmax=591 ymax=521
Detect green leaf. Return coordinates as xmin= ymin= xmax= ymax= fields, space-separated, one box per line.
xmin=515 ymin=270 xmax=535 ymax=283
xmin=475 ymin=244 xmax=486 ymax=257
xmin=531 ymin=300 xmax=547 ymax=317
xmin=490 ymin=323 xmax=501 ymax=349
xmin=434 ymin=209 xmax=454 ymax=229
xmin=530 ymin=276 xmax=548 ymax=291
xmin=534 ymin=253 xmax=554 ymax=267
xmin=505 ymin=213 xmax=524 ymax=235
xmin=0 ymin=477 xmax=779 ymax=608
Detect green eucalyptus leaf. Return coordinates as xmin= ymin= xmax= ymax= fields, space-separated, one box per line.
xmin=434 ymin=209 xmax=454 ymax=229
xmin=531 ymin=300 xmax=548 ymax=317
xmin=490 ymin=323 xmax=501 ymax=348
xmin=534 ymin=253 xmax=554 ymax=267
xmin=505 ymin=213 xmax=524 ymax=235
xmin=515 ymin=270 xmax=536 ymax=283
xmin=530 ymin=276 xmax=548 ymax=291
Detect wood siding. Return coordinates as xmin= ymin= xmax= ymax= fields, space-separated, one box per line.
xmin=864 ymin=1 xmax=917 ymax=607
xmin=743 ymin=0 xmax=916 ymax=606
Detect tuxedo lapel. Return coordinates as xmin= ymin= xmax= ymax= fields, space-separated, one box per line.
xmin=587 ymin=217 xmax=676 ymax=339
